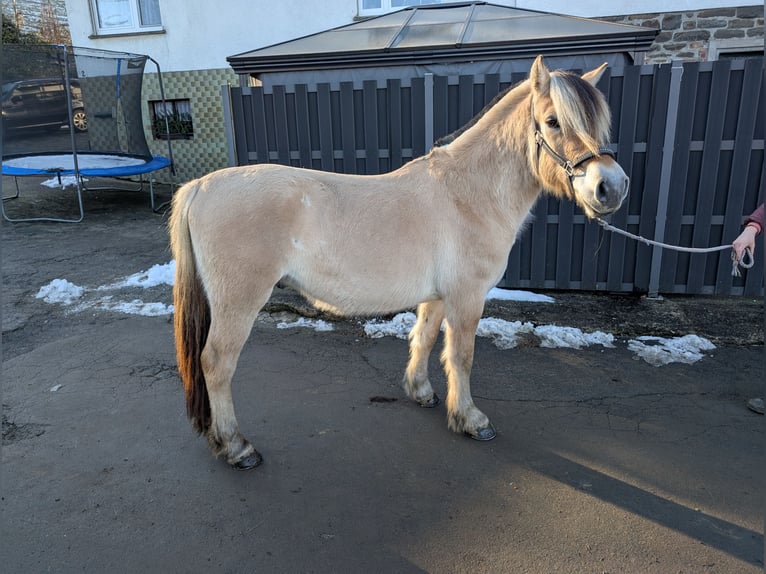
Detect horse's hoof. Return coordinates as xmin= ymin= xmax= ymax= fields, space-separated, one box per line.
xmin=232 ymin=450 xmax=263 ymax=470
xmin=418 ymin=393 xmax=440 ymax=408
xmin=467 ymin=423 xmax=497 ymax=441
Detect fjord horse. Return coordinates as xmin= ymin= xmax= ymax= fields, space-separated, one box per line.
xmin=170 ymin=56 xmax=628 ymax=469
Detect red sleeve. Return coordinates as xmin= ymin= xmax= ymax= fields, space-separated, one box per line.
xmin=744 ymin=203 xmax=764 ymax=233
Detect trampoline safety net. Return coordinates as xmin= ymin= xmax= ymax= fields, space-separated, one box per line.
xmin=2 ymin=44 xmax=154 ymax=160
xmin=1 ymin=44 xmax=173 ymax=222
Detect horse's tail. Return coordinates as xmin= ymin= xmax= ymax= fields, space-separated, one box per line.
xmin=169 ymin=180 xmax=211 ymax=435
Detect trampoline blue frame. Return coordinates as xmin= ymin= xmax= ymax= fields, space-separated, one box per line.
xmin=2 ymin=153 xmax=172 ymax=223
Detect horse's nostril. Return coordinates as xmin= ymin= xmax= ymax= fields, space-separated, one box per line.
xmin=596 ymin=180 xmax=609 ymax=205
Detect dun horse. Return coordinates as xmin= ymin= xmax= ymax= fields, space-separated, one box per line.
xmin=170 ymin=56 xmax=628 ymax=469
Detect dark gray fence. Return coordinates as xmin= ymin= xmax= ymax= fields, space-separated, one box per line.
xmin=226 ymin=58 xmax=764 ymax=296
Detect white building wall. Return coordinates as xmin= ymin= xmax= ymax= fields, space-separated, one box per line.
xmin=63 ymin=0 xmax=359 ymax=73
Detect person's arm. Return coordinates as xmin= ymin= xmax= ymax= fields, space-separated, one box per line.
xmin=733 ymin=203 xmax=764 ymax=261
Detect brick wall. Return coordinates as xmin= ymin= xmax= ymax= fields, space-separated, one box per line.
xmin=600 ymin=5 xmax=764 ymax=63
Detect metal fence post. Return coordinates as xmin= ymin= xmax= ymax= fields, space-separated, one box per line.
xmin=424 ymin=73 xmax=434 ymax=153
xmin=221 ymin=84 xmax=237 ymax=167
xmin=648 ymin=61 xmax=684 ymax=298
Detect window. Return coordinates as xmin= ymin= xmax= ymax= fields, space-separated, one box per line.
xmin=150 ymin=99 xmax=193 ymax=140
xmin=90 ymin=0 xmax=163 ymax=36
xmin=708 ymin=38 xmax=763 ymax=61
xmin=359 ymin=0 xmax=442 ymax=17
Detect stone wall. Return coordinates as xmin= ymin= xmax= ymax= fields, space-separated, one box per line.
xmin=600 ymin=5 xmax=764 ymax=63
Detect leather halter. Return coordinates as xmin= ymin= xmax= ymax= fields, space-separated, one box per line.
xmin=534 ymin=129 xmax=615 ymax=179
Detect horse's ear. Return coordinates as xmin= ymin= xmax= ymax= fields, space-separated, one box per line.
xmin=581 ymin=63 xmax=608 ymax=86
xmin=530 ymin=55 xmax=550 ymax=96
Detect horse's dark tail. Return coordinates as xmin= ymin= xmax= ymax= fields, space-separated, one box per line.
xmin=169 ymin=180 xmax=211 ymax=435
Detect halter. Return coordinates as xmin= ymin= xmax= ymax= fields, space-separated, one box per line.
xmin=534 ymin=129 xmax=615 ymax=179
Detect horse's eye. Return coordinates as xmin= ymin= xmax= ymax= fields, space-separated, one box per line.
xmin=546 ymin=116 xmax=560 ymax=129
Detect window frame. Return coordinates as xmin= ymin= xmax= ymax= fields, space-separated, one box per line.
xmin=708 ymin=38 xmax=763 ymax=61
xmin=358 ymin=0 xmax=442 ymax=17
xmin=89 ymin=0 xmax=164 ymax=37
xmin=149 ymin=98 xmax=194 ymax=141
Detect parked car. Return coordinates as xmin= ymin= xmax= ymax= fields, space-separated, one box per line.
xmin=1 ymin=78 xmax=87 ymax=134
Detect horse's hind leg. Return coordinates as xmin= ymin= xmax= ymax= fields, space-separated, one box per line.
xmin=202 ymin=304 xmax=263 ymax=469
xmin=403 ymin=300 xmax=443 ymax=407
xmin=441 ymin=299 xmax=496 ymax=441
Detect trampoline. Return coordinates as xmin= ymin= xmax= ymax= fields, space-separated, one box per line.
xmin=1 ymin=45 xmax=174 ymax=222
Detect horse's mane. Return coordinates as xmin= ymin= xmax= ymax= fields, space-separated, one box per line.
xmin=549 ymin=71 xmax=611 ymax=154
xmin=433 ymin=70 xmax=611 ymax=154
xmin=433 ymin=84 xmax=515 ymax=148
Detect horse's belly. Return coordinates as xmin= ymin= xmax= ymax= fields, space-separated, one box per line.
xmin=284 ymin=251 xmax=439 ymax=316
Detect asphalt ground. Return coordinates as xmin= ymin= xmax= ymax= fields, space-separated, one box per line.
xmin=1 ymin=178 xmax=764 ymax=573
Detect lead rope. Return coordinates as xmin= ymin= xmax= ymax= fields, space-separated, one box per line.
xmin=595 ymin=217 xmax=755 ymax=277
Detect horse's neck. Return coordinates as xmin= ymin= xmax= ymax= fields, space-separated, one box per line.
xmin=429 ymin=83 xmax=541 ymax=212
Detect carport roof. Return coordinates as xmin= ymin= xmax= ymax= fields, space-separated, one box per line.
xmin=228 ymin=2 xmax=657 ymax=74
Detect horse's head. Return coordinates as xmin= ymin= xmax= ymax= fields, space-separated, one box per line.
xmin=529 ymin=56 xmax=629 ymax=218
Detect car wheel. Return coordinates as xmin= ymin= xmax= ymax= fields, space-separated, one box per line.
xmin=72 ymin=108 xmax=87 ymax=132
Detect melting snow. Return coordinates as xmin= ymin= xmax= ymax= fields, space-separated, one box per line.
xmin=33 ymin=261 xmax=715 ymax=366
xmin=35 ymin=279 xmax=84 ymax=304
xmin=627 ymin=335 xmax=716 ymax=367
xmin=277 ymin=317 xmax=334 ymax=332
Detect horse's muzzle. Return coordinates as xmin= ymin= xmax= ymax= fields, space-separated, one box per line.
xmin=579 ymin=160 xmax=629 ymax=216
xmin=594 ymin=173 xmax=629 ymax=213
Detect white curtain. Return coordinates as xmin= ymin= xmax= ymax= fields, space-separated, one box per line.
xmin=138 ymin=0 xmax=162 ymax=26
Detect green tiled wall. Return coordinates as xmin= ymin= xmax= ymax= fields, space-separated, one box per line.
xmin=141 ymin=68 xmax=238 ymax=185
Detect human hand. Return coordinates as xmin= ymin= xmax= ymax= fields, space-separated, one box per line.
xmin=732 ymin=225 xmax=758 ymax=262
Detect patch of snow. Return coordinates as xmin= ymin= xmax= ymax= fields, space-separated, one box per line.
xmin=99 ymin=299 xmax=174 ymax=317
xmin=364 ymin=312 xmax=417 ymax=339
xmin=627 ymin=335 xmax=716 ymax=367
xmin=41 ymin=175 xmax=81 ymax=189
xmin=277 ymin=317 xmax=334 ymax=332
xmin=534 ymin=325 xmax=615 ymax=350
xmin=476 ymin=318 xmax=535 ymax=350
xmin=486 ymin=288 xmax=554 ymax=303
xmin=35 ymin=279 xmax=84 ymax=304
xmin=108 ymin=261 xmax=175 ymax=289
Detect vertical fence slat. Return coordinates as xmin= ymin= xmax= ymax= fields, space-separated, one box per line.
xmin=459 ymin=75 xmax=474 ymax=126
xmin=607 ymin=65 xmax=640 ymax=291
xmin=295 ymin=84 xmax=311 ymax=168
xmin=271 ymin=85 xmax=291 ymax=166
xmin=555 ymin=201 xmax=574 ymax=289
xmin=659 ymin=62 xmax=699 ymax=293
xmin=340 ymin=82 xmax=356 ymax=173
xmin=317 ymin=83 xmax=334 ymax=171
xmin=229 ymin=87 xmax=250 ymax=166
xmin=687 ymin=60 xmax=730 ymax=293
xmin=529 ymin=198 xmax=548 ymax=287
xmin=639 ymin=63 xmax=672 ymax=294
xmin=412 ymin=77 xmax=426 ymax=158
xmin=388 ymin=79 xmax=403 ymax=169
xmin=484 ymin=73 xmax=500 ymax=104
xmin=363 ymin=80 xmax=380 ymax=174
xmin=433 ymin=75 xmax=449 ymax=143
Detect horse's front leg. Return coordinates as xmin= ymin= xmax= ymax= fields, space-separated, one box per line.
xmin=403 ymin=300 xmax=444 ymax=407
xmin=441 ymin=302 xmax=496 ymax=441
xmin=201 ymin=311 xmax=263 ymax=469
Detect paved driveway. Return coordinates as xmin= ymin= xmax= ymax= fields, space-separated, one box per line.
xmin=2 ymin=182 xmax=763 ymax=572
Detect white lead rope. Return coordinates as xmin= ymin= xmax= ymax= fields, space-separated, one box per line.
xmin=595 ymin=217 xmax=755 ymax=277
